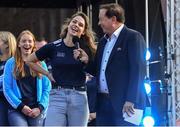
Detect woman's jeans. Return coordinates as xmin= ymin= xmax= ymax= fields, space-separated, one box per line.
xmin=8 ymin=108 xmax=45 ymax=126
xmin=45 ymin=88 xmax=89 ymax=126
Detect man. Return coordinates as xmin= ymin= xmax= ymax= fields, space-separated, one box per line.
xmin=89 ymin=3 xmax=147 ymax=126
xmin=35 ymin=38 xmax=47 ymax=50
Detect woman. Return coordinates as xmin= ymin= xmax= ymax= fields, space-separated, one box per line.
xmin=26 ymin=12 xmax=96 ymax=126
xmin=0 ymin=31 xmax=16 ymax=126
xmin=3 ymin=30 xmax=51 ymax=126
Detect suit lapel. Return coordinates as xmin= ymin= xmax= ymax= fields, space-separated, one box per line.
xmin=107 ymin=26 xmax=127 ymax=66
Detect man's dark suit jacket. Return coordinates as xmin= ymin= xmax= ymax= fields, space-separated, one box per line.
xmin=88 ymin=25 xmax=148 ymax=116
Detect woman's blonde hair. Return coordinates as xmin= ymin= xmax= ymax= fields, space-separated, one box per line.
xmin=0 ymin=31 xmax=17 ymax=59
xmin=60 ymin=12 xmax=97 ymax=56
xmin=13 ymin=30 xmax=41 ymax=79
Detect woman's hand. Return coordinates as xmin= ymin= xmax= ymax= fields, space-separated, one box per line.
xmin=46 ymin=72 xmax=56 ymax=83
xmin=73 ymin=48 xmax=89 ymax=64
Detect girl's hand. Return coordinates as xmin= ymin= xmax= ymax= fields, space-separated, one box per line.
xmin=22 ymin=105 xmax=32 ymax=116
xmin=73 ymin=48 xmax=89 ymax=64
xmin=46 ymin=72 xmax=56 ymax=83
xmin=28 ymin=108 xmax=41 ymax=118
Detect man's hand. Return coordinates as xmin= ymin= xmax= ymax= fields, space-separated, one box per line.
xmin=122 ymin=101 xmax=135 ymax=117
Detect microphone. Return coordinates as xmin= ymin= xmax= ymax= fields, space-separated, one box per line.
xmin=72 ymin=36 xmax=80 ymax=49
xmin=72 ymin=36 xmax=83 ymax=60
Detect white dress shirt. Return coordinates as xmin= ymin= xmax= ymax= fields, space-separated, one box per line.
xmin=99 ymin=24 xmax=124 ymax=93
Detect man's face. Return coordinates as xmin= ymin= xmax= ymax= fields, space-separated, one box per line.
xmin=98 ymin=9 xmax=113 ymax=35
xmin=36 ymin=40 xmax=47 ymax=50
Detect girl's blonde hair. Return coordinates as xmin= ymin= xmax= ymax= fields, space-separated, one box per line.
xmin=0 ymin=31 xmax=17 ymax=59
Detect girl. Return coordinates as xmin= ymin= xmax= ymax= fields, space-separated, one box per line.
xmin=26 ymin=12 xmax=96 ymax=126
xmin=0 ymin=31 xmax=16 ymax=125
xmin=3 ymin=30 xmax=51 ymax=126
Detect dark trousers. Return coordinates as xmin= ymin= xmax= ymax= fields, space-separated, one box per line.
xmin=88 ymin=119 xmax=96 ymax=126
xmin=96 ymin=93 xmax=136 ymax=126
xmin=0 ymin=99 xmax=9 ymax=126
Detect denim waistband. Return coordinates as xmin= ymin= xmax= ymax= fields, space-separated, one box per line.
xmin=53 ymin=85 xmax=86 ymax=91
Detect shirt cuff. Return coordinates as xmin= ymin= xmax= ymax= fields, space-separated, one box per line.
xmin=38 ymin=104 xmax=44 ymax=113
xmin=17 ymin=102 xmax=25 ymax=111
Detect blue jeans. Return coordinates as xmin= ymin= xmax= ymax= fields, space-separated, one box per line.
xmin=0 ymin=99 xmax=9 ymax=126
xmin=45 ymin=88 xmax=89 ymax=126
xmin=8 ymin=108 xmax=45 ymax=126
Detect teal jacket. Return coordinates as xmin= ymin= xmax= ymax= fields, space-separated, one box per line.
xmin=3 ymin=57 xmax=51 ymax=111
